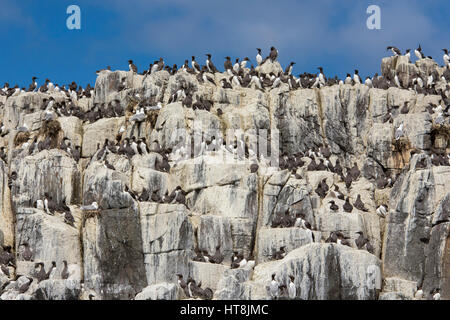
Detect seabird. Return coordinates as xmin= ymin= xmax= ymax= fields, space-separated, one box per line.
xmin=128 ymin=60 xmax=137 ymax=73
xmin=240 ymin=57 xmax=250 ymax=69
xmin=315 ymin=181 xmax=326 ymax=199
xmin=395 ymin=122 xmax=404 ymax=140
xmin=210 ymin=245 xmax=224 ymax=264
xmin=269 ymin=46 xmax=278 ymax=62
xmin=288 ymin=276 xmax=296 ymax=299
xmin=256 ymin=48 xmax=263 ymax=65
xmin=387 ymin=46 xmax=401 ymax=56
xmin=443 ymin=49 xmax=449 ymax=66
xmin=394 ymin=73 xmax=401 ymax=88
xmin=81 ymin=201 xmax=99 ymax=211
xmin=405 ymin=49 xmax=411 ymax=62
xmin=344 ymin=73 xmax=352 ymax=85
xmin=325 ymin=231 xmax=338 ymax=243
xmin=269 ymin=274 xmax=279 ymax=300
xmin=376 ymin=204 xmax=388 ymax=218
xmin=432 ymin=288 xmax=440 ymax=300
xmin=364 ymin=239 xmax=374 ymax=254
xmin=344 ymin=172 xmax=353 ymax=189
xmin=353 ymin=194 xmax=369 ymax=212
xmin=61 ymin=260 xmax=70 ymax=280
xmin=21 ymin=243 xmax=33 ymax=261
xmin=64 ymin=210 xmax=75 ymax=226
xmin=220 ymin=78 xmax=233 ymax=89
xmin=238 ymin=253 xmax=247 ymax=268
xmin=17 ymin=123 xmax=29 ymax=133
xmin=343 ymin=197 xmax=353 ymax=213
xmin=350 ymin=162 xmax=360 ymax=180
xmin=28 ymin=76 xmax=38 ymax=92
xmin=191 ymin=56 xmax=200 ymax=73
xmin=355 ymin=231 xmax=365 ymax=249
xmin=45 ymin=261 xmax=56 ymax=280
xmin=353 ymin=70 xmax=361 ymax=84
xmin=334 ymin=185 xmax=345 ymax=200
xmin=272 ymin=246 xmax=286 ymax=260
xmin=0 ymin=246 xmax=13 ymax=267
xmin=18 ymin=277 xmax=33 ymax=294
xmin=201 ymin=71 xmax=216 ymax=85
xmin=336 ymin=232 xmax=352 ymax=247
xmin=224 ymin=56 xmax=233 ymax=75
xmin=307 ymin=157 xmax=317 ymax=171
xmin=1 ymin=264 xmax=9 ymax=277
xmin=284 ymin=62 xmax=295 ymax=76
xmin=130 ymin=107 xmax=147 ymax=123
xmin=233 ymin=58 xmax=240 ymax=73
xmin=177 ymin=274 xmax=191 ymax=298
xmin=35 ymin=262 xmax=47 ymax=283
xmin=205 ymin=54 xmax=218 ymax=73
xmin=415 ymin=45 xmax=425 ymax=60
xmin=400 ymin=101 xmax=409 ymax=114
xmin=329 ymin=200 xmax=339 ymax=212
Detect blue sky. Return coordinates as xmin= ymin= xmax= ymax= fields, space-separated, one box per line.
xmin=1 ymin=0 xmax=449 ymax=88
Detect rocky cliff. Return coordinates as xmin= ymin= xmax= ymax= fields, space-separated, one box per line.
xmin=0 ymin=56 xmax=448 ymax=300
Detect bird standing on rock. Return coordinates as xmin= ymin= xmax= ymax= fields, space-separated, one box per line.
xmin=269 ymin=274 xmax=279 ymax=300
xmin=343 ymin=197 xmax=353 ymax=213
xmin=329 ymin=200 xmax=339 ymax=212
xmin=353 ymin=194 xmax=369 ymax=212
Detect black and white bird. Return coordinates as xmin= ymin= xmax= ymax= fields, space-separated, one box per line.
xmin=329 ymin=200 xmax=339 ymax=212
xmin=269 ymin=274 xmax=279 ymax=300
xmin=29 ymin=77 xmax=38 ymax=92
xmin=191 ymin=56 xmax=201 ymax=73
xmin=240 ymin=57 xmax=250 ymax=69
xmin=405 ymin=49 xmax=411 ymax=62
xmin=284 ymin=62 xmax=295 ymax=76
xmin=432 ymin=288 xmax=441 ymax=300
xmin=415 ymin=45 xmax=425 ymax=60
xmin=233 ymin=58 xmax=240 ymax=73
xmin=353 ymin=70 xmax=361 ymax=84
xmin=344 ymin=73 xmax=352 ymax=85
xmin=288 ymin=276 xmax=296 ymax=299
xmin=224 ymin=56 xmax=233 ymax=75
xmin=387 ymin=46 xmax=401 ymax=56
xmin=256 ymin=48 xmax=263 ymax=65
xmin=443 ymin=49 xmax=450 ymax=66
xmin=205 ymin=54 xmax=218 ymax=73
xmin=128 ymin=60 xmax=137 ymax=73
xmin=394 ymin=72 xmax=401 ymax=88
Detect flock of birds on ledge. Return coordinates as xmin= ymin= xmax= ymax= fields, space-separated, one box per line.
xmin=1 ymin=45 xmax=450 ymax=98
xmin=0 ymin=45 xmax=449 ymax=300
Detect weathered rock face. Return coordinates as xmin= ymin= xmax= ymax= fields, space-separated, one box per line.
xmin=217 ymin=244 xmax=382 ymax=300
xmin=11 ymin=149 xmax=82 ymax=208
xmin=15 ymin=209 xmax=82 ymax=267
xmin=34 ymin=279 xmax=81 ymax=300
xmin=0 ymin=56 xmax=449 ymax=300
xmin=83 ymin=207 xmax=147 ymax=300
xmin=382 ymin=155 xmax=448 ymax=283
xmin=139 ymin=203 xmax=194 ymax=285
xmin=134 ymin=283 xmax=178 ymax=300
